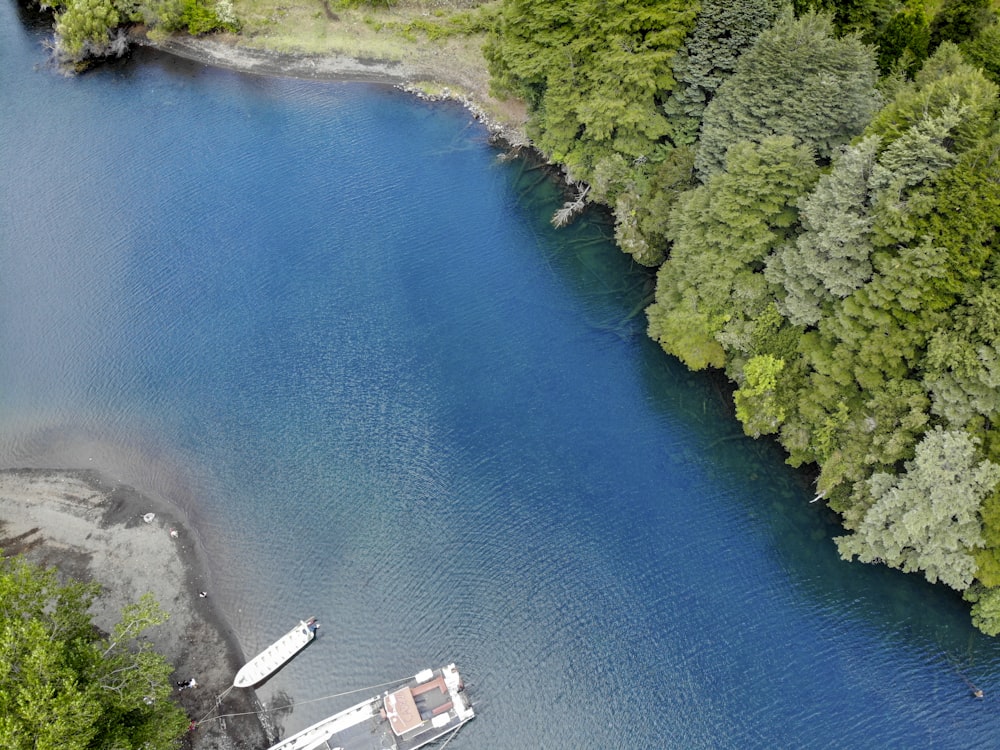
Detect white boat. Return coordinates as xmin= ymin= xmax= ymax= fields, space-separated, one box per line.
xmin=267 ymin=663 xmax=474 ymax=750
xmin=233 ymin=617 xmax=319 ymax=688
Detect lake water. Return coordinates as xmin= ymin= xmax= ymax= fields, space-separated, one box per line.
xmin=4 ymin=5 xmax=1000 ymax=748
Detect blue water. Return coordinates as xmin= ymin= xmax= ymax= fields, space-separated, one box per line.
xmin=4 ymin=6 xmax=1000 ymax=748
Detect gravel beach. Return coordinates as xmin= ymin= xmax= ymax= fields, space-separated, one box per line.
xmin=0 ymin=469 xmax=270 ymax=750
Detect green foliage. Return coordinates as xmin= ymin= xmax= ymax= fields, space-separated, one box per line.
xmin=0 ymin=555 xmax=188 ymax=750
xmin=55 ymin=0 xmax=120 ymax=59
xmin=485 ymin=0 xmax=697 ymax=181
xmin=662 ymin=0 xmax=787 ymax=147
xmin=960 ymin=21 xmax=1000 ymax=85
xmin=835 ymin=427 xmax=1000 ymax=590
xmin=734 ymin=354 xmax=787 ymax=437
xmin=791 ymin=0 xmax=897 ymax=34
xmin=924 ymin=265 xmax=1000 ymax=428
xmin=929 ymin=0 xmax=994 ymax=50
xmin=777 ymin=48 xmax=999 ymax=508
xmin=766 ymin=136 xmax=880 ymax=327
xmin=865 ymin=42 xmax=1000 ymax=153
xmin=485 ymin=0 xmax=1000 ymax=632
xmin=180 ymin=0 xmax=228 ymax=34
xmin=973 ymin=489 xmax=1000 ymax=587
xmin=966 ymin=584 xmax=1000 ymax=635
xmin=54 ymin=0 xmax=238 ymax=61
xmin=874 ymin=6 xmax=930 ymax=74
xmin=593 ymin=147 xmax=696 ymax=267
xmin=695 ymin=11 xmax=880 ymax=177
xmin=646 ymin=136 xmax=818 ymax=369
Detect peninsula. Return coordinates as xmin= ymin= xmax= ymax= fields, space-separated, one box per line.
xmin=0 ymin=469 xmax=269 ymax=750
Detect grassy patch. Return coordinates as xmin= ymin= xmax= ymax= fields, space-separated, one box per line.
xmin=217 ymin=0 xmax=529 ymax=133
xmin=228 ymin=0 xmax=494 ymax=61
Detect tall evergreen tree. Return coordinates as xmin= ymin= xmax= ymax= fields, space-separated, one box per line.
xmin=865 ymin=42 xmax=999 ymax=154
xmin=485 ymin=0 xmax=696 ymax=181
xmin=766 ymin=136 xmax=880 ymax=327
xmin=874 ymin=6 xmax=931 ymax=74
xmin=929 ymin=0 xmax=994 ymax=50
xmin=836 ymin=428 xmax=1000 ymax=590
xmin=924 ymin=266 xmax=1000 ymax=429
xmin=694 ymin=11 xmax=880 ymax=178
xmin=662 ymin=0 xmax=787 ymax=147
xmin=777 ymin=44 xmax=999 ymax=501
xmin=960 ymin=20 xmax=1000 ymax=85
xmin=646 ymin=136 xmax=818 ymax=370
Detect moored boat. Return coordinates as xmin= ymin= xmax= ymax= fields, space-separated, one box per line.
xmin=267 ymin=663 xmax=473 ymax=750
xmin=233 ymin=617 xmax=319 ymax=688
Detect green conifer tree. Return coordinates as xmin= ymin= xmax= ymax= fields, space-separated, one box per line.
xmin=646 ymin=136 xmax=818 ymax=370
xmin=695 ymin=11 xmax=879 ymax=178
xmin=836 ymin=428 xmax=1000 ymax=590
xmin=662 ymin=0 xmax=787 ymax=147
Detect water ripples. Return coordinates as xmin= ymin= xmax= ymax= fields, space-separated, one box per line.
xmin=5 ymin=23 xmax=1000 ymax=748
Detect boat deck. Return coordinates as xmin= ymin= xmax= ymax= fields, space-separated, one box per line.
xmin=267 ymin=664 xmax=473 ymax=750
xmin=307 ymin=707 xmax=468 ymax=750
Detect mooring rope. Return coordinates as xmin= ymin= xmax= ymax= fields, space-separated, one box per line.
xmin=194 ymin=684 xmax=234 ymax=726
xmin=438 ymin=719 xmax=466 ymax=749
xmin=193 ymin=675 xmax=413 ymax=727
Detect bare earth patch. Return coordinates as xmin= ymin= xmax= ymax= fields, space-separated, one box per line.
xmin=137 ymin=0 xmax=530 ymax=147
xmin=0 ymin=469 xmax=270 ymax=750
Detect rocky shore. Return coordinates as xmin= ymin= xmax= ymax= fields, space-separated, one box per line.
xmin=0 ymin=469 xmax=270 ymax=750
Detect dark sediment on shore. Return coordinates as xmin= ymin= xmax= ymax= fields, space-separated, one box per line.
xmin=0 ymin=469 xmax=270 ymax=750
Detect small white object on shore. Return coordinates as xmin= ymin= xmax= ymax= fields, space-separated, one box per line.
xmin=143 ymin=512 xmax=156 ymax=523
xmin=169 ymin=528 xmax=179 ymax=538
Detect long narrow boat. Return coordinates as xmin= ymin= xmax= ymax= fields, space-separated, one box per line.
xmin=267 ymin=663 xmax=474 ymax=750
xmin=233 ymin=617 xmax=319 ymax=688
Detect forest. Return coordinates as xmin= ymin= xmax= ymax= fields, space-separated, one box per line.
xmin=485 ymin=0 xmax=1000 ymax=634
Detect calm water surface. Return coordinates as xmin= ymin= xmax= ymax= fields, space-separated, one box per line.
xmin=4 ymin=5 xmax=1000 ymax=748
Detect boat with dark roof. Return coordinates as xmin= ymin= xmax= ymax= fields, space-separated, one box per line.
xmin=266 ymin=663 xmax=474 ymax=750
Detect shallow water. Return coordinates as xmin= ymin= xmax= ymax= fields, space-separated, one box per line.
xmin=4 ymin=7 xmax=1000 ymax=748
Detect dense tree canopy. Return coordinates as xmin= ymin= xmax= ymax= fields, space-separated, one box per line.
xmin=487 ymin=0 xmax=1000 ymax=634
xmin=765 ymin=136 xmax=880 ymax=327
xmin=647 ymin=136 xmax=818 ymax=370
xmin=662 ymin=0 xmax=787 ymax=147
xmin=485 ymin=0 xmax=696 ymax=182
xmin=694 ymin=11 xmax=880 ymax=178
xmin=0 ymin=555 xmax=189 ymax=749
xmin=836 ymin=428 xmax=1000 ymax=590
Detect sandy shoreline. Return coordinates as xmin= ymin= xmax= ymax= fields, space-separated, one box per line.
xmin=139 ymin=32 xmax=531 ymax=148
xmin=0 ymin=469 xmax=270 ymax=750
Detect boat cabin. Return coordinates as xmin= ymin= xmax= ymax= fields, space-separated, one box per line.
xmin=383 ymin=669 xmax=455 ymax=737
